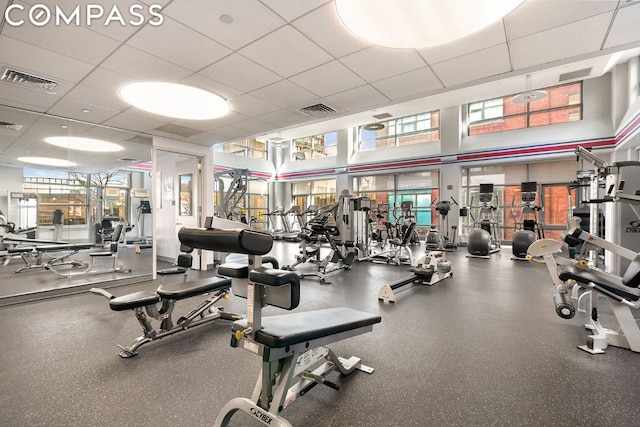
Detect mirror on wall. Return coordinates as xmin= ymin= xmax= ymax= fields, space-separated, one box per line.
xmin=0 ymin=105 xmax=154 ymax=304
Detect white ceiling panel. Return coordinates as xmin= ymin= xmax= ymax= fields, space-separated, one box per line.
xmin=126 ymin=17 xmax=232 ymax=72
xmin=325 ymin=84 xmax=389 ymax=112
xmin=100 ymin=45 xmax=192 ymax=82
xmin=188 ymin=126 xmax=248 ymax=144
xmin=179 ymin=73 xmax=242 ymax=101
xmin=0 ymin=35 xmax=94 ymax=83
xmin=82 ymin=1 xmax=156 ymax=42
xmin=163 ymin=0 xmax=286 ymax=50
xmin=0 ymin=83 xmax=65 ymax=111
xmin=47 ymin=99 xmax=120 ymax=124
xmin=604 ymin=3 xmax=640 ymax=49
xmin=56 ymin=84 xmax=130 ymax=112
xmin=2 ymin=18 xmax=120 ymax=66
xmin=292 ymin=2 xmax=371 ymax=59
xmin=228 ymin=94 xmax=281 ymax=117
xmin=510 ymin=12 xmax=614 ymax=70
xmin=505 ymin=0 xmax=617 ymax=40
xmin=260 ymin=0 xmax=330 ymax=22
xmin=232 ymin=117 xmax=276 ymax=134
xmin=289 ymin=60 xmax=366 ymax=97
xmin=102 ymin=112 xmax=168 ymax=133
xmin=432 ymin=44 xmax=512 ymax=87
xmin=199 ymin=53 xmax=282 ymax=93
xmin=239 ymin=26 xmax=334 ymax=78
xmin=258 ymin=109 xmax=309 ymax=128
xmin=419 ymin=21 xmax=507 ymax=65
xmin=340 ymin=46 xmax=427 ymax=83
xmin=372 ymin=67 xmax=444 ymax=101
xmin=80 ymin=67 xmax=132 ymax=95
xmin=249 ymin=80 xmax=319 ymax=109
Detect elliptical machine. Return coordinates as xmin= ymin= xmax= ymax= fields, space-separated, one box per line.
xmin=395 ymin=201 xmax=420 ymax=245
xmin=511 ymin=182 xmax=544 ymax=260
xmin=426 ymin=198 xmax=459 ymax=251
xmin=466 ymin=183 xmax=501 ymax=258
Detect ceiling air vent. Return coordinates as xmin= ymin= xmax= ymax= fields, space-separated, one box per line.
xmin=559 ymin=68 xmax=592 ymax=82
xmin=297 ymin=103 xmax=338 ymax=118
xmin=372 ymin=112 xmax=392 ymax=120
xmin=0 ymin=121 xmax=24 ymax=131
xmin=1 ymin=67 xmax=58 ymax=93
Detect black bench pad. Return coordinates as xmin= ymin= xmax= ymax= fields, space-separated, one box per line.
xmin=157 ymin=277 xmax=231 ymax=300
xmin=558 ymin=266 xmax=640 ymax=302
xmin=157 ymin=267 xmax=187 ymax=276
xmin=110 ymin=291 xmax=160 ymax=311
xmin=9 ymin=243 xmax=93 ymax=253
xmin=234 ymin=307 xmax=381 ymax=348
xmin=218 ymin=263 xmax=249 ymax=278
xmin=249 ymin=267 xmax=299 ymax=287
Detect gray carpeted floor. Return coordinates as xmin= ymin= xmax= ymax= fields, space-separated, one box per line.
xmin=1 ymin=241 xmax=639 ymax=426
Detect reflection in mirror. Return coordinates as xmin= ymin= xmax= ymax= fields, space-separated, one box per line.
xmin=0 ymin=105 xmax=154 ymax=305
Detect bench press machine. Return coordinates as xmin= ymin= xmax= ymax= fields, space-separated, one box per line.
xmin=527 ymin=217 xmax=640 ymax=354
xmin=7 ymin=242 xmax=94 ymax=273
xmin=91 ymin=246 xmax=244 ymax=358
xmin=176 ymin=226 xmax=381 ymax=427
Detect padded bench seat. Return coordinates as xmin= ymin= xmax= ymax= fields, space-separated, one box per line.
xmin=110 ymin=291 xmax=160 ymax=311
xmin=232 ymin=307 xmax=381 ymax=348
xmin=558 ymin=266 xmax=640 ymax=302
xmin=218 ymin=263 xmax=249 ymax=279
xmin=157 ymin=277 xmax=231 ymax=300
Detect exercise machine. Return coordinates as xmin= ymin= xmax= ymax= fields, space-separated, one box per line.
xmin=175 ymin=226 xmax=381 ymax=427
xmin=466 ymin=183 xmax=501 ymax=258
xmin=90 ymin=246 xmax=248 ymax=358
xmin=370 ymin=221 xmax=417 ymax=266
xmin=45 ymin=224 xmax=131 ymax=278
xmin=426 ymin=198 xmax=459 ymax=251
xmin=214 ymin=168 xmax=250 ymax=222
xmin=394 ymin=201 xmax=420 ymax=245
xmin=378 ymin=250 xmax=453 ymax=303
xmin=511 ymin=182 xmax=544 ymax=260
xmin=527 ymin=216 xmax=640 ymax=354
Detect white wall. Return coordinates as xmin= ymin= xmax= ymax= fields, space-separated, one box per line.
xmin=0 ymin=166 xmax=24 ymax=217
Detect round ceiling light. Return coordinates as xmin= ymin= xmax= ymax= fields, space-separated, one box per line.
xmin=18 ymin=157 xmax=77 ymax=167
xmin=119 ymin=82 xmax=230 ymax=120
xmin=363 ymin=123 xmax=385 ymax=131
xmin=335 ymin=0 xmax=524 ymax=49
xmin=512 ymin=90 xmax=547 ymax=104
xmin=45 ymin=136 xmax=124 ymax=152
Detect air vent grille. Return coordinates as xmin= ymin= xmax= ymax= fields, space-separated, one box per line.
xmin=0 ymin=121 xmax=24 ymax=131
xmin=298 ymin=103 xmax=338 ymax=118
xmin=372 ymin=112 xmax=392 ymax=120
xmin=1 ymin=67 xmax=58 ymax=93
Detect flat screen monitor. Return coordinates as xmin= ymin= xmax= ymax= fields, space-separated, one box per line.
xmin=521 ymin=182 xmax=537 ymax=193
xmin=479 ymin=183 xmax=493 ymax=194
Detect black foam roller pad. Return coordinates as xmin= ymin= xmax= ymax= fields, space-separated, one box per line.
xmin=178 ymin=227 xmax=273 ymax=255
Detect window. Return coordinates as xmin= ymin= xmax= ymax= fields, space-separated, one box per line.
xmin=468 ymin=82 xmax=582 ymax=135
xmin=292 ymin=132 xmax=337 ymax=161
xmin=359 ymin=111 xmax=440 ymax=151
xmin=291 ymin=179 xmax=337 ymax=208
xmin=214 ymin=138 xmax=267 ymax=159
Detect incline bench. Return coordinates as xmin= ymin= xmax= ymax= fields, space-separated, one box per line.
xmin=91 ymin=247 xmax=240 ymax=358
xmin=178 ymin=226 xmax=381 ymax=427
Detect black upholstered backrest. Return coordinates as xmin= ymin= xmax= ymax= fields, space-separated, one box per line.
xmin=401 ymin=222 xmax=417 ymax=245
xmin=178 ymin=227 xmax=272 ymax=255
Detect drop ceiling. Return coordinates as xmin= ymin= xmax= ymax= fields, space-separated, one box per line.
xmin=0 ymin=0 xmax=639 ymax=172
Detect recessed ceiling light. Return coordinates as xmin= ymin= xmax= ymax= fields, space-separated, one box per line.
xmin=44 ymin=136 xmax=124 ymax=152
xmin=220 ymin=14 xmax=233 ymax=24
xmin=18 ymin=157 xmax=77 ymax=167
xmin=119 ymin=82 xmax=230 ymax=120
xmin=82 ymin=108 xmax=91 ymax=113
xmin=335 ymin=0 xmax=524 ymax=49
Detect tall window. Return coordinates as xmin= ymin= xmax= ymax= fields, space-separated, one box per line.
xmin=359 ymin=110 xmax=440 ymax=151
xmin=468 ymin=82 xmax=582 ymax=135
xmin=214 ymin=138 xmax=267 ymax=159
xmin=292 ymin=132 xmax=337 ymax=161
xmin=291 ymin=179 xmax=337 ymax=209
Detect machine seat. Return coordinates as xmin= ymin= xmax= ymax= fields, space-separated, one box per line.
xmin=218 ymin=263 xmax=249 ymax=278
xmin=558 ymin=266 xmax=640 ymax=302
xmin=249 ymin=267 xmax=299 ymax=287
xmin=109 ymin=291 xmax=160 ymax=311
xmin=157 ymin=277 xmax=231 ymax=300
xmin=622 ymin=255 xmax=640 ymax=288
xmin=233 ymin=307 xmax=381 ymax=348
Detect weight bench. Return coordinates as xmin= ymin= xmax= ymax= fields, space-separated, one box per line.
xmin=177 ymin=226 xmax=381 ymax=427
xmin=7 ymin=242 xmax=94 ymax=273
xmin=46 ymin=224 xmax=130 ymax=278
xmin=91 ymin=250 xmax=241 ymax=358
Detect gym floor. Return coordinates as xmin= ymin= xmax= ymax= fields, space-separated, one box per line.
xmin=1 ymin=241 xmax=639 ymax=426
